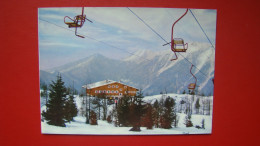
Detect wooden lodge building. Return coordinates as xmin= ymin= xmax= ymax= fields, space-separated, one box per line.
xmin=82 ymin=80 xmax=139 ymax=99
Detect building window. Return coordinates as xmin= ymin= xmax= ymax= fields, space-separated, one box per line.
xmin=112 ymin=85 xmax=115 ymax=88
xmin=111 ymin=90 xmax=114 ymax=93
xmin=119 ymin=93 xmax=122 ymax=96
xmin=116 ymin=90 xmax=118 ymax=93
xmin=124 ymin=86 xmax=127 ymax=89
xmin=103 ymin=90 xmax=106 ymax=93
xmin=108 ymin=85 xmax=111 ymax=88
xmin=119 ymin=88 xmax=122 ymax=91
xmin=95 ymin=90 xmax=98 ymax=93
xmin=116 ymin=85 xmax=119 ymax=88
xmin=107 ymin=90 xmax=110 ymax=93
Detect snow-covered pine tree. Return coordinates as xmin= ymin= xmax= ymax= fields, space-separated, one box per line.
xmin=42 ymin=74 xmax=67 ymax=127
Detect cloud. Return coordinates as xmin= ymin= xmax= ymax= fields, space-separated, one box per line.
xmin=38 ymin=7 xmax=217 ymax=69
xmin=85 ymin=8 xmax=167 ymax=41
xmin=39 ymin=41 xmax=84 ymax=48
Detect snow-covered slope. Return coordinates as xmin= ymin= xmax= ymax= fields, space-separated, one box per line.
xmin=41 ymin=93 xmax=213 ymax=135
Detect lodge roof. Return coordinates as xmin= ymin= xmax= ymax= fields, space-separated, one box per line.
xmin=82 ymin=80 xmax=138 ymax=90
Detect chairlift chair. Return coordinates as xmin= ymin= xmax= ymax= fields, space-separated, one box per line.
xmin=172 ymin=38 xmax=188 ymax=52
xmin=188 ymin=83 xmax=196 ymax=90
xmin=163 ymin=8 xmax=189 ymax=61
xmin=188 ymin=65 xmax=197 ymax=91
xmin=64 ymin=7 xmax=93 ymax=38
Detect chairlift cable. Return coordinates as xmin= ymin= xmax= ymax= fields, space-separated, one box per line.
xmin=165 ymin=9 xmax=213 ymax=61
xmin=39 ymin=18 xmax=194 ymax=79
xmin=189 ymin=9 xmax=215 ymax=50
xmin=39 ymin=18 xmax=204 ymax=90
xmin=40 ymin=17 xmax=208 ymax=81
xmin=127 ymin=7 xmax=208 ymax=78
xmin=127 ymin=7 xmax=168 ymax=43
xmin=39 ymin=18 xmax=150 ymax=63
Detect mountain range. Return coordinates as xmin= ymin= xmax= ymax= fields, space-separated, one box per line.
xmin=40 ymin=42 xmax=215 ymax=96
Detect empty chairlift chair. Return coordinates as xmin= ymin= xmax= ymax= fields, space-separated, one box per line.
xmin=188 ymin=65 xmax=197 ymax=93
xmin=64 ymin=7 xmax=93 ymax=38
xmin=163 ymin=8 xmax=189 ymax=61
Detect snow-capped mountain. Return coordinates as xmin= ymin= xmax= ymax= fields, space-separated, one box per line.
xmin=40 ymin=42 xmax=215 ymax=95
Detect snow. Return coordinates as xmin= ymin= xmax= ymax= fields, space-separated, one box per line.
xmin=41 ymin=115 xmax=212 ymax=135
xmin=41 ymin=93 xmax=213 ymax=135
xmin=82 ymin=79 xmax=138 ymax=90
xmin=82 ymin=80 xmax=116 ymax=89
xmin=123 ymin=49 xmax=157 ymax=64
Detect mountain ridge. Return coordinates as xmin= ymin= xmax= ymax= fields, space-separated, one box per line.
xmin=40 ymin=42 xmax=215 ymax=95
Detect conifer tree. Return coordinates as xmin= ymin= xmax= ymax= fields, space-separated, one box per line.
xmin=142 ymin=104 xmax=153 ymax=129
xmin=160 ymin=97 xmax=176 ymax=129
xmin=42 ymin=74 xmax=67 ymax=127
xmin=152 ymin=100 xmax=160 ymax=128
xmin=129 ymin=90 xmax=145 ymax=131
xmin=195 ymin=98 xmax=200 ymax=114
xmin=64 ymin=94 xmax=78 ymax=122
xmin=117 ymin=95 xmax=131 ymax=126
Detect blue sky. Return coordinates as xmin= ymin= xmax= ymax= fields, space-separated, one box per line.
xmin=38 ymin=7 xmax=217 ymax=70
